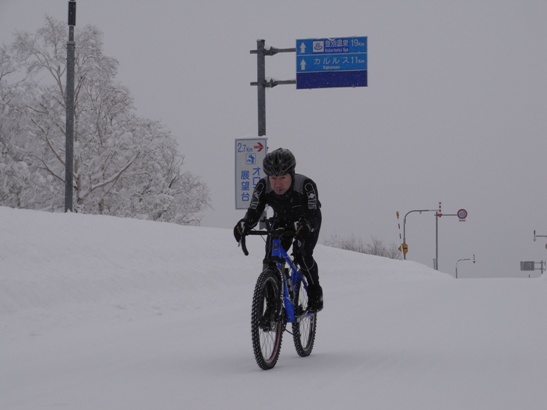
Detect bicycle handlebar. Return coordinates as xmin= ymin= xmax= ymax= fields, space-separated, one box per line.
xmin=238 ymin=218 xmax=306 ymax=256
xmin=239 ymin=230 xmax=267 ymax=256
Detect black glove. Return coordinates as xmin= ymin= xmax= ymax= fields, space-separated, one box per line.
xmin=233 ymin=219 xmax=247 ymax=243
xmin=295 ymin=219 xmax=313 ymax=238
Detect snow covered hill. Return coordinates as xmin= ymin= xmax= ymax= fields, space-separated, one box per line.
xmin=1 ymin=206 xmax=546 ymax=410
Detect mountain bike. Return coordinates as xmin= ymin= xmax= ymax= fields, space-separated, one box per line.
xmin=240 ymin=219 xmax=317 ymax=370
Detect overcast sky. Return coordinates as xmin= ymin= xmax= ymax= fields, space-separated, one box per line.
xmin=2 ymin=0 xmax=547 ymax=278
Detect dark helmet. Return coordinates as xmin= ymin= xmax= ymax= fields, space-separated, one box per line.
xmin=263 ymin=148 xmax=296 ymax=176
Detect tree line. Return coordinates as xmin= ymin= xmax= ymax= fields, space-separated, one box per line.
xmin=324 ymin=234 xmax=402 ymax=260
xmin=0 ymin=17 xmax=209 ymax=224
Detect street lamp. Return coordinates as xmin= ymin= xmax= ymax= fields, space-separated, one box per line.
xmin=402 ymin=209 xmax=437 ymax=260
xmin=455 ymin=254 xmax=475 ymax=279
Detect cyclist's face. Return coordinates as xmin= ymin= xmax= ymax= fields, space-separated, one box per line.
xmin=269 ymin=174 xmax=292 ymax=195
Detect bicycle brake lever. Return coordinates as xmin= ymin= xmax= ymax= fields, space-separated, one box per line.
xmin=240 ymin=235 xmax=249 ymax=256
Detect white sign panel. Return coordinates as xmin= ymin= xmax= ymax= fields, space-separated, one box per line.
xmin=235 ymin=138 xmax=267 ymax=209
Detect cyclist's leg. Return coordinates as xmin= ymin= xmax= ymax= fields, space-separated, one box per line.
xmin=261 ymin=236 xmax=291 ymax=323
xmin=294 ymin=230 xmax=323 ymax=311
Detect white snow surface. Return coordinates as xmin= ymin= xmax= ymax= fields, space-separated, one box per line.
xmin=1 ymin=206 xmax=546 ymax=410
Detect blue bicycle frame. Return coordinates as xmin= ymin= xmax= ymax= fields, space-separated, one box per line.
xmin=269 ymin=236 xmax=310 ymax=324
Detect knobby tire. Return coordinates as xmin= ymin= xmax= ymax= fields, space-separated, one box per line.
xmin=251 ymin=269 xmax=284 ymax=370
xmin=292 ymin=280 xmax=317 ymax=357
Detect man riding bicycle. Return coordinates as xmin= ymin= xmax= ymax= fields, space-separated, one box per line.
xmin=234 ymin=148 xmax=323 ymax=312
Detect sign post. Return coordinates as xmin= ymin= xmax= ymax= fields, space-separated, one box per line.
xmin=235 ymin=138 xmax=267 ymax=209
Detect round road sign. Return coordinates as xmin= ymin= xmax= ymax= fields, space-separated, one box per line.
xmin=457 ymin=209 xmax=468 ymax=220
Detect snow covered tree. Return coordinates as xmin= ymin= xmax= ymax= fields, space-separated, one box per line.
xmin=0 ymin=45 xmax=47 ymax=208
xmin=0 ymin=17 xmax=209 ymax=224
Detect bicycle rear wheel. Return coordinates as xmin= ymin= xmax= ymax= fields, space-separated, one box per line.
xmin=251 ymin=269 xmax=284 ymax=370
xmin=292 ymin=280 xmax=317 ymax=357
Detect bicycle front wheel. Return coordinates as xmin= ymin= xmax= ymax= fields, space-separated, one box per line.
xmin=292 ymin=280 xmax=317 ymax=357
xmin=251 ymin=269 xmax=284 ymax=370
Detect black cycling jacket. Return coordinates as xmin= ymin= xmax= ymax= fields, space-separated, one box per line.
xmin=243 ymin=173 xmax=322 ymax=232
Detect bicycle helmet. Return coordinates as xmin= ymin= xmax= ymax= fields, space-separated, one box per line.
xmin=263 ymin=148 xmax=296 ymax=176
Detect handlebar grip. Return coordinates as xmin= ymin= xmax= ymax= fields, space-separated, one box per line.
xmin=240 ymin=235 xmax=249 ymax=256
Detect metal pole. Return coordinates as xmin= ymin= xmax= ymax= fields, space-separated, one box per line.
xmin=257 ymin=39 xmax=266 ymax=136
xmin=250 ymin=41 xmax=296 ymax=137
xmin=403 ymin=214 xmax=407 ymax=260
xmin=65 ymin=1 xmax=76 ymax=212
xmin=435 ymin=213 xmax=439 ymax=270
xmin=250 ymin=40 xmax=296 ymax=136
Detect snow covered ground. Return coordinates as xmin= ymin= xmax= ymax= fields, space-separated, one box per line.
xmin=1 ymin=206 xmax=546 ymax=410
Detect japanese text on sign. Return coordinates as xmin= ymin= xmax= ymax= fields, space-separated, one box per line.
xmin=296 ymin=36 xmax=367 ymax=89
xmin=235 ymin=138 xmax=267 ymax=209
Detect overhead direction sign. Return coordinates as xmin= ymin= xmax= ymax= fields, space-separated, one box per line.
xmin=296 ymin=36 xmax=367 ymax=89
xmin=235 ymin=138 xmax=267 ymax=209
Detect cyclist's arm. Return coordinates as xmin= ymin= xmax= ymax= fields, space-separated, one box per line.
xmin=302 ymin=179 xmax=321 ymax=232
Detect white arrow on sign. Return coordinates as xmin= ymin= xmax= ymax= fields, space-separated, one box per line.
xmin=300 ymin=60 xmax=307 ymax=71
xmin=299 ymin=43 xmax=306 ymax=53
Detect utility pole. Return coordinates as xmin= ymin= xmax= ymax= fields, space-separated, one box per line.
xmin=65 ymin=0 xmax=76 ymax=212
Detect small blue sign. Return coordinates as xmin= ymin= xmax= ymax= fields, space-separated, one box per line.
xmin=296 ymin=36 xmax=367 ymax=89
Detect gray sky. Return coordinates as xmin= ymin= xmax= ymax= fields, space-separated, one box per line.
xmin=2 ymin=0 xmax=547 ymax=278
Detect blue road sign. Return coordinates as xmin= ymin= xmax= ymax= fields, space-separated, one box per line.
xmin=296 ymin=36 xmax=367 ymax=89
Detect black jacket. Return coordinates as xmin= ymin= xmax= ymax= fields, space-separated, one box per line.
xmin=243 ymin=174 xmax=322 ymax=232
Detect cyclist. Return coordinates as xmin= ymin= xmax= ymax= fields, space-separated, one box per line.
xmin=234 ymin=148 xmax=323 ymax=312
